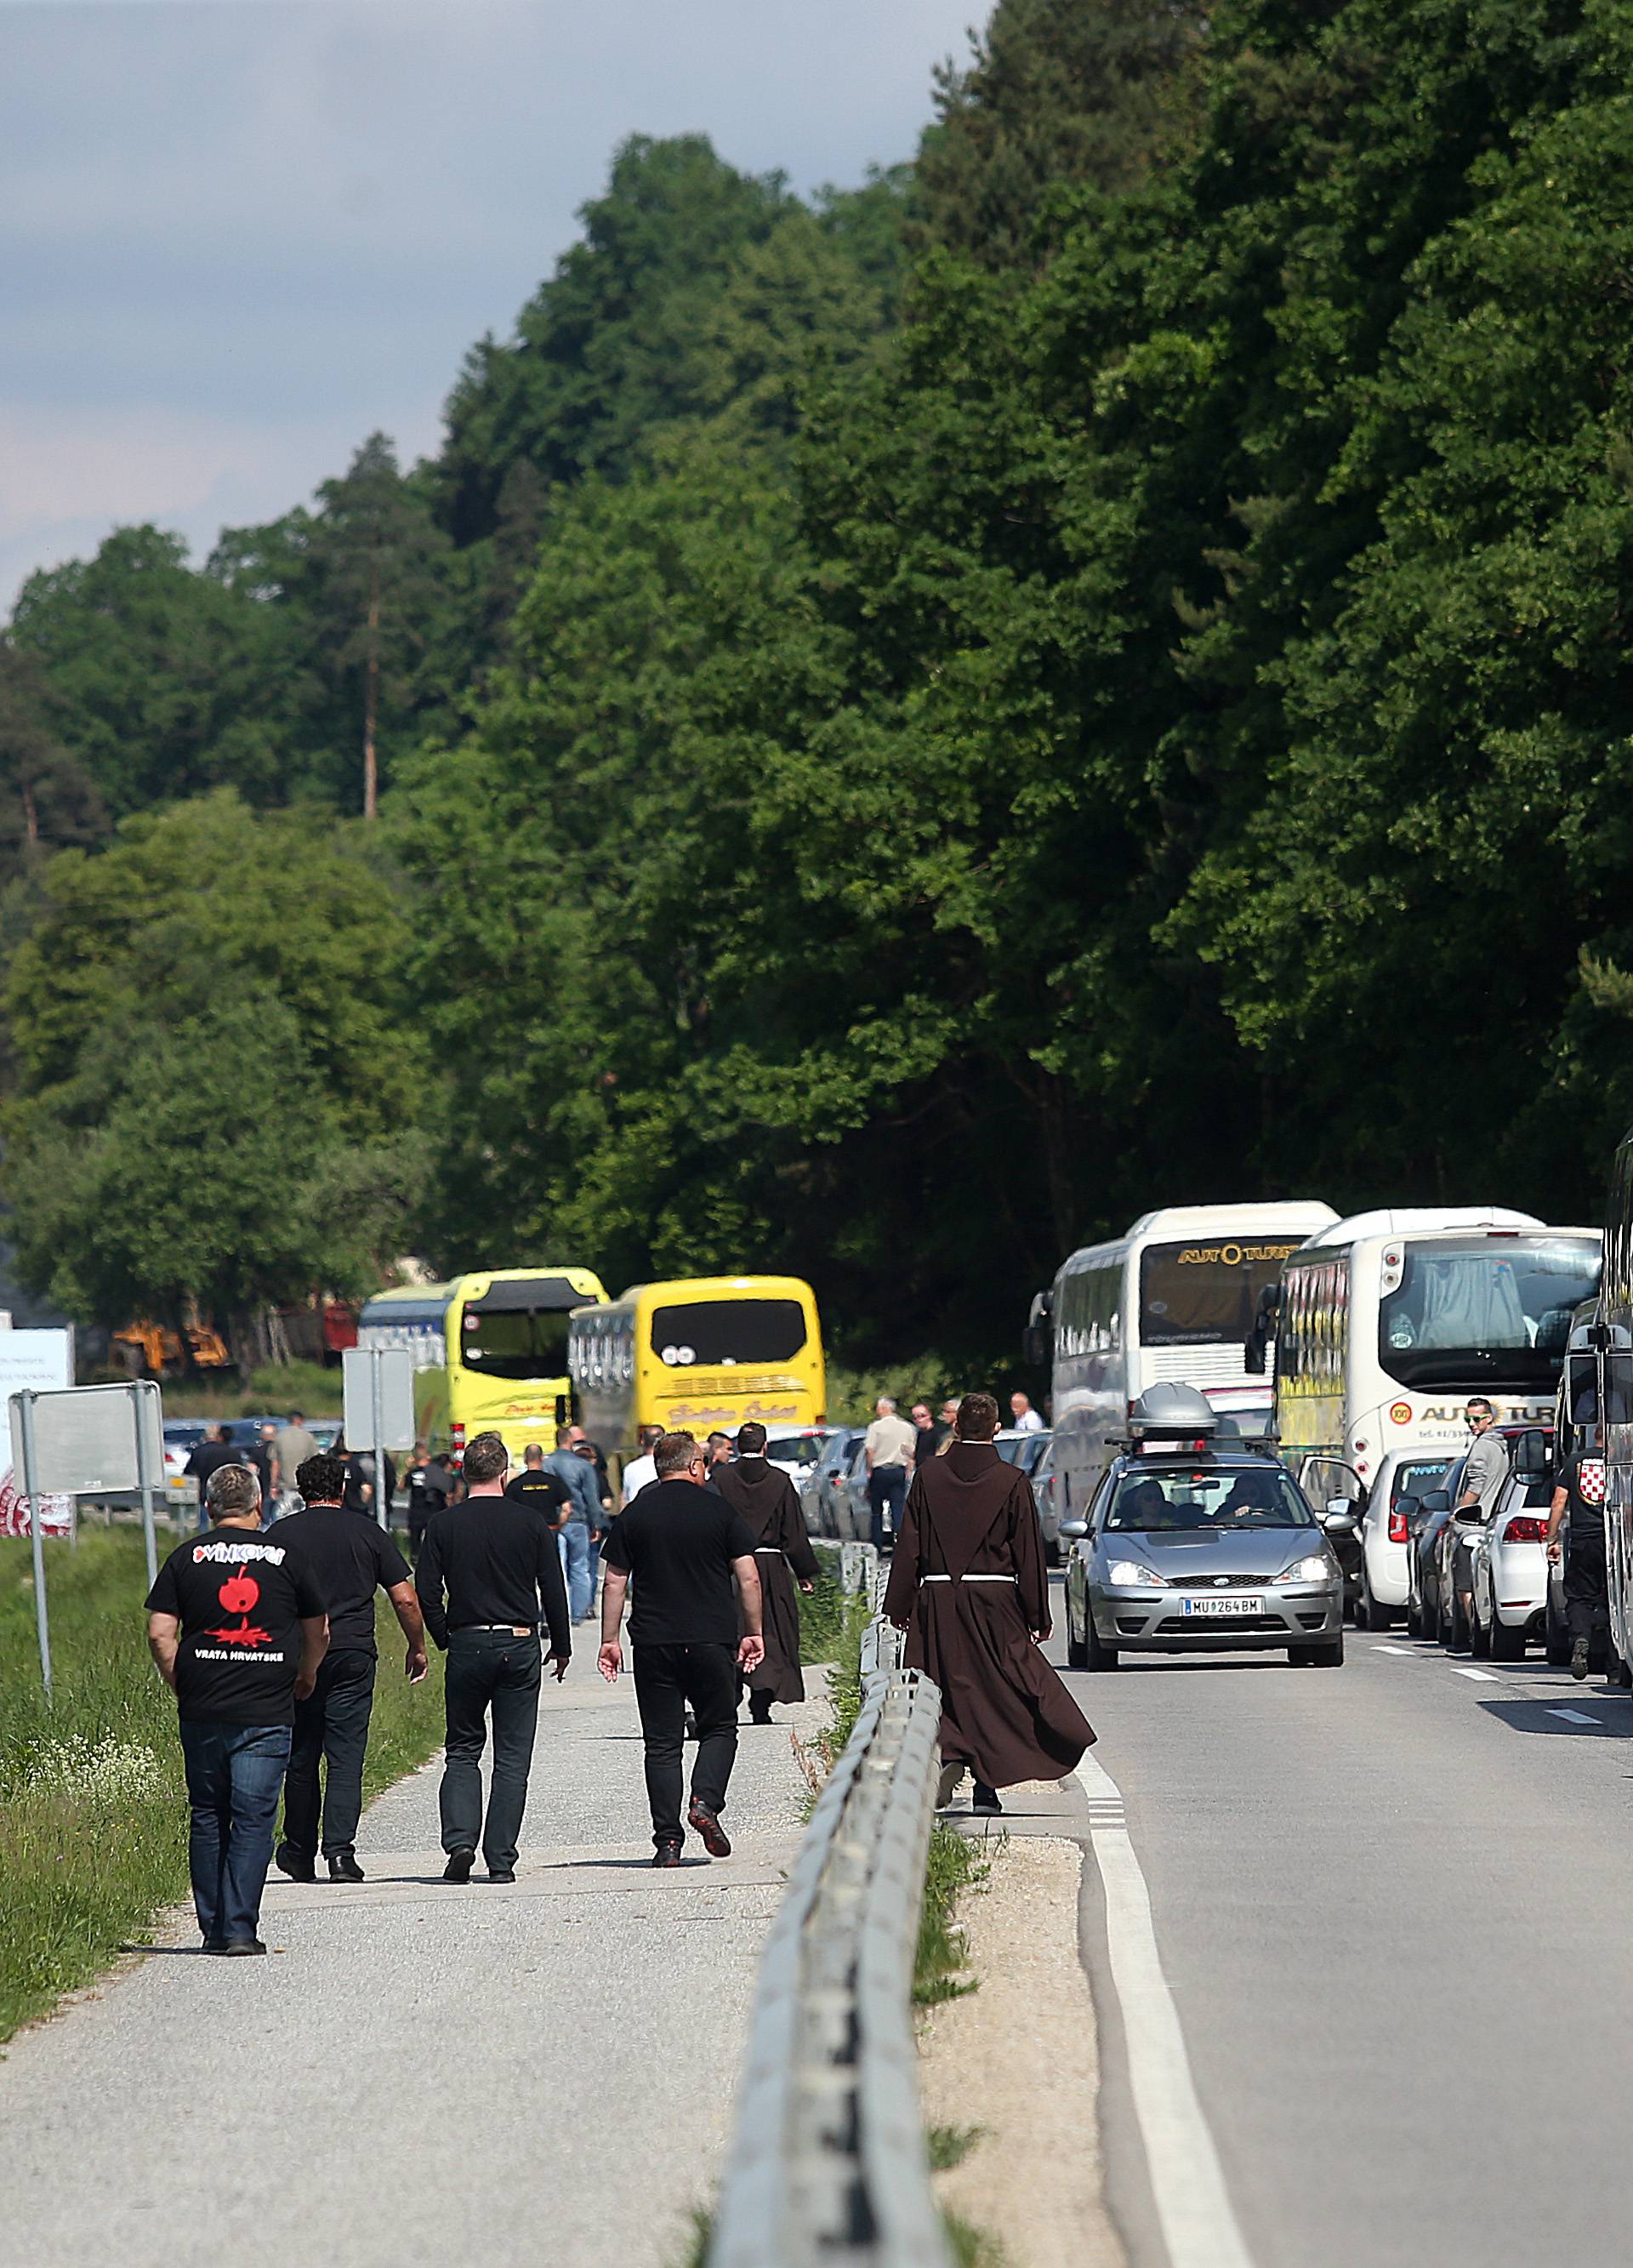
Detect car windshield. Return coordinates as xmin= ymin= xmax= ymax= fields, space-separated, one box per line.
xmin=1379 ymin=1236 xmax=1600 ymax=1388
xmin=649 ymin=1299 xmax=807 ymax=1367
xmin=1139 ymin=1236 xmax=1310 ymax=1348
xmin=1104 ymin=1467 xmax=1315 ymax=1531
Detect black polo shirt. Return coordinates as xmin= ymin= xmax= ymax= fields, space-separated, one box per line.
xmin=599 ymin=1479 xmax=755 ymax=1647
xmin=267 ymin=1502 xmax=412 ymax=1654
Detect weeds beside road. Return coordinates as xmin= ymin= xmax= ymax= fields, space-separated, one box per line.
xmin=0 ymin=1530 xmax=442 ymax=2042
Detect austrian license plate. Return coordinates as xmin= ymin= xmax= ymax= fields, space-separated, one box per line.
xmin=1179 ymin=1593 xmax=1264 ymax=1618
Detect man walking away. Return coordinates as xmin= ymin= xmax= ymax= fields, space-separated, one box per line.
xmin=1549 ymin=1445 xmax=1609 ymax=1680
xmin=270 ymin=1455 xmax=427 ymax=1883
xmin=863 ymin=1396 xmax=916 ymax=1549
xmin=185 ymin=1426 xmax=242 ymax=1532
xmin=598 ymin=1431 xmax=765 ymax=1866
xmin=406 ymin=1441 xmax=453 ymax=1558
xmin=1009 ymin=1390 xmax=1045 ymax=1434
xmin=621 ymin=1423 xmax=664 ymax=1506
xmin=508 ymin=1444 xmax=572 ymax=1520
xmin=248 ymin=1426 xmax=278 ymax=1524
xmin=1453 ymin=1399 xmax=1510 ymax=1648
xmin=145 ymin=1465 xmax=328 ymax=1954
xmin=274 ymin=1410 xmax=319 ymax=1514
xmin=885 ymin=1393 xmax=1093 ymax=1817
xmin=416 ymin=1432 xmax=570 ymax=1883
xmin=911 ymin=1401 xmax=944 ymax=1467
xmin=544 ymin=1423 xmax=600 ymax=1622
xmin=344 ymin=1444 xmax=397 ymax=1526
xmin=713 ymin=1421 xmax=820 ymax=1724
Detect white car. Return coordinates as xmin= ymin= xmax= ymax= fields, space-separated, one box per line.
xmin=1471 ymin=1467 xmax=1554 ymax=1661
xmin=765 ymin=1429 xmax=826 ymax=1499
xmin=1354 ymin=1448 xmax=1456 ymax=1630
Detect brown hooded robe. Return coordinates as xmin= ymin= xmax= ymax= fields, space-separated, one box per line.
xmin=883 ymin=1442 xmax=1095 ymax=1786
xmin=714 ymin=1457 xmax=821 ymax=1703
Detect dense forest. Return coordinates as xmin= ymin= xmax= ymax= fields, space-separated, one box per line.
xmin=4 ymin=0 xmax=1632 ymax=1370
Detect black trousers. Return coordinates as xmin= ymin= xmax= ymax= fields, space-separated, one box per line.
xmin=282 ymin=1647 xmax=377 ymax=1858
xmin=440 ymin=1631 xmax=542 ymax=1871
xmin=868 ymin=1465 xmax=907 ymax=1548
xmin=1565 ymin=1536 xmax=1608 ymax=1644
xmin=633 ymin=1641 xmax=737 ymax=1847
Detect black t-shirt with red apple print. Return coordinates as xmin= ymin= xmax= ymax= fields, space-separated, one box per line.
xmin=146 ymin=1524 xmax=327 ymax=1724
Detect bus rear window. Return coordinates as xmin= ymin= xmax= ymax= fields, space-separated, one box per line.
xmin=651 ymin=1300 xmax=807 ymax=1367
xmin=460 ymin=1306 xmax=572 ymax=1380
xmin=1139 ymin=1239 xmax=1305 ymax=1348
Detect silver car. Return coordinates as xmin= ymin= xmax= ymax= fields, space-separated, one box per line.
xmin=1062 ymin=1451 xmax=1349 ymax=1669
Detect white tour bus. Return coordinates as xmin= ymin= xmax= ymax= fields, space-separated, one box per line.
xmin=1027 ymin=1201 xmax=1338 ymax=1527
xmin=1265 ymin=1209 xmax=1602 ymax=1492
xmin=1591 ymin=1137 xmax=1633 ymax=1683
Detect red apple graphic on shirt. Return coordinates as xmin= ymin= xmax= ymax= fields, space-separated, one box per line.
xmin=208 ymin=1568 xmax=272 ymax=1647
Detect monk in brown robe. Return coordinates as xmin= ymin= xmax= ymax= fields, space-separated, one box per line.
xmin=713 ymin=1422 xmax=821 ymax=1723
xmin=885 ymin=1390 xmax=1094 ymax=1814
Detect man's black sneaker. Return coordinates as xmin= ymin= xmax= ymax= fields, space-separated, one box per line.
xmin=223 ymin=1938 xmax=266 ymax=1957
xmin=328 ymin=1851 xmax=365 ymax=1883
xmin=1573 ymin=1637 xmax=1591 ymax=1681
xmin=274 ymin=1843 xmax=316 ymax=1883
xmin=971 ymin=1782 xmax=1004 ymax=1815
xmin=486 ymin=1868 xmax=516 ymax=1884
xmin=687 ymin=1798 xmax=731 ymax=1858
xmin=443 ymin=1849 xmax=475 ymax=1883
xmin=652 ymin=1840 xmax=685 ymax=1869
xmin=202 ymin=1939 xmax=229 ymax=1956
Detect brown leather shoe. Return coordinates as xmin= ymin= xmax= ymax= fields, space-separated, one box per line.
xmin=687 ymin=1798 xmax=731 ymax=1858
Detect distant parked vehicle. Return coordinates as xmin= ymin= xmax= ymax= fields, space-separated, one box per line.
xmin=765 ymin=1429 xmax=827 ymax=1498
xmin=803 ymin=1427 xmax=863 ymax=1540
xmin=1404 ymin=1458 xmax=1462 ymax=1640
xmin=1352 ymin=1449 xmax=1455 ymax=1629
xmin=1471 ymin=1456 xmax=1556 ymax=1661
xmin=994 ymin=1428 xmax=1058 ymax=1558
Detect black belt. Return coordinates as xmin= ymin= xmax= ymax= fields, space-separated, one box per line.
xmin=451 ymin=1623 xmax=536 ymax=1636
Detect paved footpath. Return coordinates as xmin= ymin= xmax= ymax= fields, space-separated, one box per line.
xmin=0 ymin=1655 xmax=828 ymax=2268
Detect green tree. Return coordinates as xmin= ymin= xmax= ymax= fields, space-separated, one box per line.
xmin=0 ymin=644 xmax=105 ymax=882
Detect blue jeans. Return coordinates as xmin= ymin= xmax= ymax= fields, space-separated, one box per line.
xmin=178 ymin=1718 xmax=292 ymax=1944
xmin=562 ymin=1518 xmax=595 ymax=1621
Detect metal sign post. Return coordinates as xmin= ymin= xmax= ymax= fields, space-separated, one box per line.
xmin=371 ymin=1354 xmax=387 ymax=1528
xmin=134 ymin=1378 xmax=162 ymax=1590
xmin=16 ymin=1391 xmax=52 ymax=1700
xmin=342 ymin=1346 xmax=416 ymax=1530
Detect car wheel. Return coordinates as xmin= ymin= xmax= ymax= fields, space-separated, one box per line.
xmin=1066 ymin=1587 xmax=1089 ymax=1671
xmin=1084 ymin=1613 xmax=1120 ymax=1672
xmin=1362 ymin=1567 xmax=1396 ymax=1633
xmin=1289 ymin=1634 xmax=1344 ymax=1667
xmin=1489 ymin=1610 xmax=1525 ymax=1662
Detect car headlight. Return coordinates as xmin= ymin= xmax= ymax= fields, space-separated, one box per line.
xmin=1107 ymin=1559 xmax=1167 ymax=1587
xmin=1277 ymin=1554 xmax=1332 ymax=1586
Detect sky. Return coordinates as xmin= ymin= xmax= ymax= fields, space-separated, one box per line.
xmin=0 ymin=1 xmax=982 ymax=613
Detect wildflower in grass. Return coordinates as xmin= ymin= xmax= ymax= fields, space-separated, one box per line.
xmin=20 ymin=1735 xmax=167 ymax=1806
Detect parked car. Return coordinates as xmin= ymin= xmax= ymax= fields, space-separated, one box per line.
xmin=1471 ymin=1466 xmax=1555 ymax=1661
xmin=803 ymin=1427 xmax=863 ymax=1540
xmin=162 ymin=1419 xmax=208 ymax=1495
xmin=1430 ymin=1424 xmax=1552 ymax=1651
xmin=1353 ymin=1449 xmax=1457 ymax=1630
xmin=765 ymin=1428 xmax=827 ymax=1500
xmin=1032 ymin=1438 xmax=1061 ymax=1561
xmin=1404 ymin=1456 xmax=1463 ymax=1640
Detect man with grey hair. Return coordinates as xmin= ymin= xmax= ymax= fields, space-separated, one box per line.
xmin=863 ymin=1395 xmax=916 ymax=1548
xmin=145 ymin=1463 xmax=329 ymax=1954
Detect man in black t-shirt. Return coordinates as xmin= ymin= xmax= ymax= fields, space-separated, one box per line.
xmin=269 ymin=1453 xmax=427 ymax=1883
xmin=406 ymin=1442 xmax=454 ymax=1557
xmin=1548 ymin=1450 xmax=1609 ymax=1680
xmin=185 ymin=1427 xmax=245 ymax=1533
xmin=599 ymin=1429 xmax=765 ymax=1866
xmin=145 ymin=1463 xmax=329 ymax=1955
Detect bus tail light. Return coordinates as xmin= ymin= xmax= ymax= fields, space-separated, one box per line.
xmin=451 ymin=1422 xmax=466 ymax=1458
xmin=1388 ymin=1507 xmax=1409 ymax=1544
xmin=1503 ymin=1516 xmax=1548 ymax=1543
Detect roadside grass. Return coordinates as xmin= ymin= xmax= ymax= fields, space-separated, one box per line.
xmin=0 ymin=1529 xmax=442 ymax=2042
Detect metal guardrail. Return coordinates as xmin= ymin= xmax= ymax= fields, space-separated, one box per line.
xmin=709 ymin=1598 xmax=952 ymax=2268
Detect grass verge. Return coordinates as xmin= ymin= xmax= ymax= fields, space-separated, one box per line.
xmin=0 ymin=1528 xmax=442 ymax=2042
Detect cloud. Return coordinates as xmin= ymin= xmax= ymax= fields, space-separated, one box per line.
xmin=0 ymin=2 xmax=978 ymax=610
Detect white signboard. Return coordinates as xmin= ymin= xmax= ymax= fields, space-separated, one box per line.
xmin=0 ymin=1331 xmax=76 ymax=1536
xmin=7 ymin=1380 xmax=163 ymax=1496
xmin=342 ymin=1346 xmax=418 ymax=1452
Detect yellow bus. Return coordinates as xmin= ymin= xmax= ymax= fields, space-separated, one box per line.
xmin=568 ymin=1274 xmax=825 ymax=1462
xmin=358 ymin=1266 xmax=607 ymax=1464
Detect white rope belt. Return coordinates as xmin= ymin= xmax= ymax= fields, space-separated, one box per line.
xmin=754 ymin=1547 xmax=784 ymax=1555
xmin=920 ymin=1574 xmax=1016 ymax=1584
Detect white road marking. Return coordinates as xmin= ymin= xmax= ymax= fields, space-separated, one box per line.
xmin=1075 ymin=1750 xmax=1255 ymax=2268
xmin=1371 ymin=1644 xmax=1414 ymax=1655
xmin=1448 ymin=1666 xmax=1499 ymax=1682
xmin=1548 ymin=1708 xmax=1600 ymax=1725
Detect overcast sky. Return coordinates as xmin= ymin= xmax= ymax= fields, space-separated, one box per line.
xmin=1 ymin=1 xmax=981 ymax=613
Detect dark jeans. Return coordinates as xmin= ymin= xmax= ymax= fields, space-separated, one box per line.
xmin=178 ymin=1718 xmax=292 ymax=1944
xmin=868 ymin=1464 xmax=907 ymax=1548
xmin=440 ymin=1631 xmax=542 ymax=1871
xmin=282 ymin=1647 xmax=377 ymax=1858
xmin=633 ymin=1641 xmax=737 ymax=1847
xmin=1566 ymin=1536 xmax=1608 ymax=1644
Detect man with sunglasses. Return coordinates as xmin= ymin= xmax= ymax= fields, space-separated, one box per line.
xmin=1450 ymin=1399 xmax=1510 ymax=1646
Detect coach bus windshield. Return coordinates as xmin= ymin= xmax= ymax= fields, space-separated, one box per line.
xmin=1378 ymin=1237 xmax=1601 ymax=1388
xmin=1139 ymin=1239 xmax=1308 ymax=1348
xmin=458 ymin=1278 xmax=581 ymax=1380
xmin=650 ymin=1299 xmax=808 ymax=1368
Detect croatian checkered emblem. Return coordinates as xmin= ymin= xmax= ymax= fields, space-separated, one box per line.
xmin=1579 ymin=1458 xmax=1607 ymax=1505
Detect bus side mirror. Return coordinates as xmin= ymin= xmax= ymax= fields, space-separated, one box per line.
xmin=1022 ymin=1324 xmax=1051 ymax=1369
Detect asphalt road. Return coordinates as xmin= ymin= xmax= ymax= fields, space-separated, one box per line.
xmin=1033 ymin=1588 xmax=1633 ymax=2268
xmin=0 ymin=1655 xmax=828 ymax=2268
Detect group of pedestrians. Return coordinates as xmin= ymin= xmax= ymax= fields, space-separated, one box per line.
xmin=142 ymin=1414 xmax=827 ymax=1952
xmin=862 ymin=1386 xmax=1048 ymax=1547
